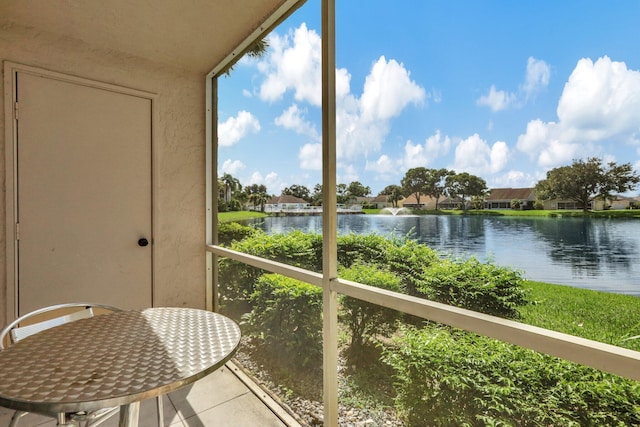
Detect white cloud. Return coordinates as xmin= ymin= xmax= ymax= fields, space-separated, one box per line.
xmin=299 ymin=143 xmax=322 ymax=170
xmin=431 ymin=88 xmax=442 ymax=104
xmin=220 ymin=159 xmax=245 ymax=175
xmin=558 ymin=56 xmax=640 ymax=141
xmin=218 ymin=110 xmax=260 ymax=147
xmin=360 ymin=56 xmax=426 ymax=122
xmin=490 ymin=170 xmax=536 ymax=188
xmin=338 ymin=56 xmax=426 ymax=161
xmin=453 ymin=134 xmax=509 ymax=175
xmin=402 ymin=131 xmax=452 ymax=170
xmin=256 ymin=24 xmax=427 ymax=171
xmin=365 ymin=154 xmax=397 ymax=175
xmin=258 ymin=23 xmax=351 ymax=106
xmin=275 ymin=104 xmax=320 ymax=141
xmin=477 ymin=85 xmax=516 ymax=112
xmin=522 ymin=57 xmax=551 ymax=98
xmin=478 ymin=57 xmax=550 ymax=111
xmin=517 ymin=56 xmax=640 ymax=167
xmin=424 ymin=131 xmax=452 ymax=159
xmin=489 ymin=141 xmax=509 ymax=173
xmin=338 ymin=163 xmax=359 ymax=184
xmin=403 ymin=140 xmax=428 ymax=169
xmin=248 ymin=171 xmax=283 ymax=194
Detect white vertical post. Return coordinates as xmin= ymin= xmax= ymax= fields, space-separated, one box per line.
xmin=322 ymin=0 xmax=338 ymax=425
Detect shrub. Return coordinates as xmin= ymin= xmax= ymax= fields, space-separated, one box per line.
xmin=228 ymin=199 xmax=242 ymax=211
xmin=383 ymin=325 xmax=640 ymax=427
xmin=385 ymin=239 xmax=439 ymax=296
xmin=232 ymin=230 xmax=321 ymax=271
xmin=337 ymin=233 xmax=392 ymax=267
xmin=419 ymin=257 xmax=528 ymax=319
xmin=218 ymin=230 xmax=321 ymax=301
xmin=511 ymin=198 xmax=522 ymax=209
xmin=244 ymin=273 xmax=322 ymax=369
xmin=217 ymin=222 xmax=257 ymax=246
xmin=339 ymin=263 xmax=403 ymax=354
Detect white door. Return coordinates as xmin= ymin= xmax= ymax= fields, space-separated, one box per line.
xmin=14 ymin=70 xmax=153 ymax=315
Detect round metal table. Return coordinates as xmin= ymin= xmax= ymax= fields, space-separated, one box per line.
xmin=0 ymin=307 xmax=241 ymax=426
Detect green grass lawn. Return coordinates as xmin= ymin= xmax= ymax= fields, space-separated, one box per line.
xmin=519 ymin=281 xmax=640 ymax=352
xmin=218 ymin=210 xmax=267 ymax=223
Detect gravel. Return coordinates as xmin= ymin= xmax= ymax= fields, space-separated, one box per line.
xmin=233 ymin=337 xmax=404 ymax=427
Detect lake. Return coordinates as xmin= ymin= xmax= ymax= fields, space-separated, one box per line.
xmin=242 ymin=214 xmax=640 ymax=296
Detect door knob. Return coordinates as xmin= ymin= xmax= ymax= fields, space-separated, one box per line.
xmin=138 ymin=238 xmax=149 ymax=247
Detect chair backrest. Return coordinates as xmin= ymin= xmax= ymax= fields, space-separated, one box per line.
xmin=0 ymin=303 xmax=122 ymax=349
xmin=10 ymin=308 xmax=94 ymax=342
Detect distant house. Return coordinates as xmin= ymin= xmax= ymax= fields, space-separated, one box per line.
xmin=593 ymin=194 xmax=636 ymax=210
xmin=485 ymin=188 xmax=536 ymax=210
xmin=541 ymin=199 xmax=592 ymax=210
xmin=438 ymin=196 xmax=466 ymax=210
xmin=399 ymin=194 xmax=439 ymax=210
xmin=264 ymin=194 xmax=309 ymax=212
xmin=346 ymin=196 xmax=373 ymax=206
xmin=369 ymin=194 xmax=391 ymax=209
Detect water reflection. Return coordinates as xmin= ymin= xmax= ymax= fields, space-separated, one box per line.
xmin=242 ymin=215 xmax=640 ymax=295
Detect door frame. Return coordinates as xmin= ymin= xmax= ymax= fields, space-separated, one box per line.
xmin=3 ymin=62 xmax=157 ymax=321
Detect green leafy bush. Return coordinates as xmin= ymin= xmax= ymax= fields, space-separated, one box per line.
xmin=339 ymin=263 xmax=403 ymax=353
xmin=420 ymin=257 xmax=528 ymax=319
xmin=218 ymin=230 xmax=322 ymax=300
xmin=384 ymin=325 xmax=640 ymax=427
xmin=244 ymin=274 xmax=323 ymax=369
xmin=217 ymin=222 xmax=258 ymax=246
xmin=337 ymin=233 xmax=392 ymax=267
xmin=231 ymin=230 xmax=321 ymax=270
xmin=385 ymin=239 xmax=439 ymax=295
xmin=218 ymin=231 xmax=529 ymax=319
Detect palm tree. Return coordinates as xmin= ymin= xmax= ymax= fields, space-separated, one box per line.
xmin=220 ymin=173 xmax=241 ymax=203
xmin=223 ymin=39 xmax=269 ymax=75
xmin=249 ymin=192 xmax=270 ymax=212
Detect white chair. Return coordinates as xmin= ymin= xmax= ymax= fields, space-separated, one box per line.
xmin=0 ymin=303 xmax=164 ymax=427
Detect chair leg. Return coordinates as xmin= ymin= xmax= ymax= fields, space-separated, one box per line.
xmin=83 ymin=407 xmax=119 ymax=427
xmin=8 ymin=410 xmax=27 ymax=427
xmin=56 ymin=412 xmax=79 ymax=426
xmin=157 ymin=395 xmax=164 ymax=427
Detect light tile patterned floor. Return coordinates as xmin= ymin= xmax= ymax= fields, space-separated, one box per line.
xmin=0 ymin=363 xmax=299 ymax=427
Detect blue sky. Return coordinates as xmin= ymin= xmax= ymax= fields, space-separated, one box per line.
xmin=218 ymin=0 xmax=640 ymax=196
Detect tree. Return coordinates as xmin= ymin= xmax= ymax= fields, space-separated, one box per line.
xmin=282 ymin=184 xmax=311 ymax=202
xmin=511 ymin=199 xmax=522 ymax=210
xmin=347 ymin=181 xmax=371 ymax=198
xmin=337 ymin=183 xmax=349 ymax=204
xmin=220 ymin=173 xmax=241 ymax=203
xmin=535 ymin=157 xmax=640 ymax=212
xmin=311 ymin=183 xmax=323 ymax=206
xmin=380 ymin=185 xmax=404 ymax=208
xmin=245 ymin=184 xmax=267 ymax=196
xmin=424 ymin=168 xmax=454 ymax=210
xmin=401 ymin=167 xmax=429 ymax=206
xmin=248 ymin=191 xmax=270 ymax=212
xmin=223 ymin=39 xmax=269 ymax=75
xmin=445 ymin=172 xmax=488 ymax=211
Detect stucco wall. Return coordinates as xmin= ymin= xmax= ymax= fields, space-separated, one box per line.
xmin=0 ymin=23 xmax=207 ymax=325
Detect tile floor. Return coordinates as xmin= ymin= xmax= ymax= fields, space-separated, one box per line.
xmin=0 ymin=362 xmax=301 ymax=427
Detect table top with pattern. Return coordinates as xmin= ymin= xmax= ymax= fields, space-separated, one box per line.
xmin=0 ymin=307 xmax=241 ymax=414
